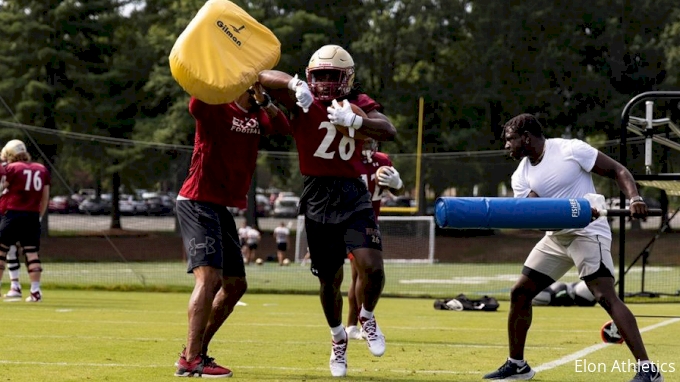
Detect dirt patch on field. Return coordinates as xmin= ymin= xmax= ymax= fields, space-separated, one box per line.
xmin=40 ymin=229 xmax=680 ymax=265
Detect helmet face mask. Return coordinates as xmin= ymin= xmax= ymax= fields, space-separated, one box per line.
xmin=361 ymin=138 xmax=378 ymax=161
xmin=306 ymin=45 xmax=355 ymax=101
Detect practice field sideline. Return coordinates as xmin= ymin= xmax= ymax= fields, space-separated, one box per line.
xmin=0 ymin=291 xmax=677 ymax=382
xmin=33 ymin=261 xmax=680 ymax=301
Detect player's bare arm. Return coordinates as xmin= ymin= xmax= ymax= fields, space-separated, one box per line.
xmin=258 ymin=70 xmax=298 ymax=110
xmin=357 ymin=110 xmax=396 ymax=141
xmin=39 ymin=185 xmax=50 ymax=220
xmin=590 ymin=151 xmax=647 ymax=216
xmin=528 ymin=191 xmax=539 ymax=198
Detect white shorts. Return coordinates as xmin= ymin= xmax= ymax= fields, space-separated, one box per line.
xmin=524 ymin=234 xmax=615 ymax=281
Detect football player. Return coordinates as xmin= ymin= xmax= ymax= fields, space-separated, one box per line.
xmin=174 ymin=85 xmax=290 ymax=378
xmin=345 ymin=138 xmax=403 ymax=341
xmin=0 ymin=151 xmax=22 ymax=300
xmin=485 ymin=113 xmax=662 ymax=382
xmin=260 ymin=44 xmax=397 ymax=377
xmin=0 ymin=140 xmax=50 ymax=302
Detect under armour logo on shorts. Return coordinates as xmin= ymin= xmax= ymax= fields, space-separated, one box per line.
xmin=188 ymin=237 xmax=216 ymax=256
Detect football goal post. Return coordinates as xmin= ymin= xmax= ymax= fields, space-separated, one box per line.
xmin=294 ymin=215 xmax=436 ymax=264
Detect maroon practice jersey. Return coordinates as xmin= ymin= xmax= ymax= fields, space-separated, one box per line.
xmin=179 ymin=98 xmax=291 ymax=209
xmin=0 ymin=162 xmax=5 ymax=214
xmin=360 ymin=152 xmax=393 ymax=218
xmin=2 ymin=161 xmax=50 ymax=213
xmin=290 ymin=93 xmax=382 ymax=178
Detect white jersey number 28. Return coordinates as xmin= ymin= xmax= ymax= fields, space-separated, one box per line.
xmin=313 ymin=122 xmax=355 ymax=161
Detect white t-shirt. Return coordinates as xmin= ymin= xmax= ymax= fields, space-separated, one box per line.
xmin=273 ymin=226 xmax=290 ymax=243
xmin=511 ymin=138 xmax=611 ymax=239
xmin=238 ymin=226 xmax=250 ymax=240
xmin=246 ymin=228 xmax=261 ymax=244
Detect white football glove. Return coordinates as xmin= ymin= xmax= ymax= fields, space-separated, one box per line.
xmin=287 ymin=74 xmax=313 ymax=113
xmin=327 ymin=99 xmax=363 ymax=137
xmin=377 ymin=166 xmax=403 ymax=190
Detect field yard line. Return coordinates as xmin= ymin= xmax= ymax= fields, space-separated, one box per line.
xmin=534 ymin=318 xmax=680 ymax=372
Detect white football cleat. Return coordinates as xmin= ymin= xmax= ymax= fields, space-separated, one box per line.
xmin=329 ymin=333 xmax=348 ymax=377
xmin=4 ymin=286 xmax=22 ymax=298
xmin=25 ymin=290 xmax=42 ymax=302
xmin=359 ymin=316 xmax=385 ymax=357
xmin=345 ymin=326 xmax=364 ymax=341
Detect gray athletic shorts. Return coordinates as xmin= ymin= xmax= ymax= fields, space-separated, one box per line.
xmin=523 ymin=234 xmax=615 ymax=281
xmin=176 ymin=200 xmax=245 ymax=277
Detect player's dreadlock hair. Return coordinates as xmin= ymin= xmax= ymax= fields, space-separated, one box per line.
xmin=503 ymin=113 xmax=544 ymax=138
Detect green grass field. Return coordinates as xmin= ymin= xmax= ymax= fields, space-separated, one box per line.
xmin=37 ymin=261 xmax=680 ymax=301
xmin=0 ymin=290 xmax=678 ymax=381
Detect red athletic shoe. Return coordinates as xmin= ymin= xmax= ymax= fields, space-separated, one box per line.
xmin=174 ymin=353 xmax=232 ymax=378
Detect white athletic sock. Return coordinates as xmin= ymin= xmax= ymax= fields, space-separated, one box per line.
xmin=331 ymin=325 xmax=345 ymax=342
xmin=7 ymin=247 xmax=19 ymax=283
xmin=360 ymin=306 xmax=373 ymax=320
xmin=10 ymin=279 xmax=20 ymax=289
xmin=30 ymin=282 xmax=40 ymax=293
xmin=508 ymin=357 xmax=526 ymax=366
xmin=9 ymin=269 xmax=20 ymax=282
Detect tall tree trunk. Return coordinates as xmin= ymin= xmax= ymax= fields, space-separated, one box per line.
xmin=110 ymin=169 xmax=122 ymax=229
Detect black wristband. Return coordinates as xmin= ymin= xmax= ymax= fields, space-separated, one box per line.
xmin=256 ymin=93 xmax=271 ymax=108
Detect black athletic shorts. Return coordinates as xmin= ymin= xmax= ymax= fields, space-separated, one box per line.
xmin=0 ymin=210 xmax=41 ymax=251
xmin=299 ymin=176 xmax=373 ymax=224
xmin=277 ymin=242 xmax=287 ymax=252
xmin=247 ymin=242 xmax=258 ymax=250
xmin=176 ymin=200 xmax=245 ymax=277
xmin=306 ymin=207 xmax=382 ymax=279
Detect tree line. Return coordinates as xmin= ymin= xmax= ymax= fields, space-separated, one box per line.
xmin=1 ymin=0 xmax=679 ymax=226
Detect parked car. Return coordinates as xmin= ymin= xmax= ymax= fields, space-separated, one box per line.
xmin=48 ymin=195 xmax=80 ymax=214
xmin=78 ymin=197 xmax=112 ymax=215
xmin=119 ymin=195 xmax=149 ymax=215
xmin=255 ymin=194 xmax=271 ymax=217
xmin=272 ymin=196 xmax=300 ymax=218
xmin=143 ymin=193 xmax=175 ymax=216
xmin=274 ymin=191 xmax=297 ymax=204
xmin=235 ymin=194 xmax=272 ymax=217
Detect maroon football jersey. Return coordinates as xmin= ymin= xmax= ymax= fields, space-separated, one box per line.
xmin=360 ymin=152 xmax=392 ymax=218
xmin=2 ymin=161 xmax=50 ymax=212
xmin=179 ymin=98 xmax=291 ymax=209
xmin=0 ymin=162 xmax=5 ymax=214
xmin=291 ymin=93 xmax=382 ymax=178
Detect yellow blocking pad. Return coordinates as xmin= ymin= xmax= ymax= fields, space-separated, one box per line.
xmin=169 ymin=0 xmax=281 ymax=105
